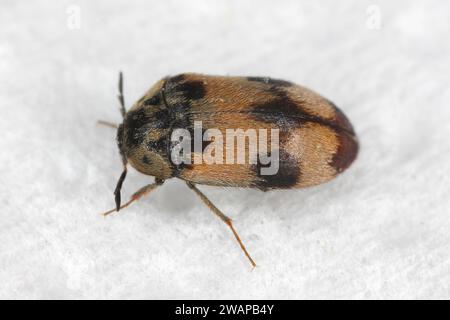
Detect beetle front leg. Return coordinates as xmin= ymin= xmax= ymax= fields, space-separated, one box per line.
xmin=186 ymin=182 xmax=257 ymax=268
xmin=101 ymin=178 xmax=164 ymax=216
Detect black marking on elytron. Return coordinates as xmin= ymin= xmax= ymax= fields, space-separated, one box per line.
xmin=330 ymin=132 xmax=358 ymax=173
xmin=169 ymin=102 xmax=192 ymax=129
xmin=250 ymin=88 xmax=355 ymax=136
xmin=247 ymin=76 xmax=293 ymax=87
xmin=250 ymin=92 xmax=305 ymax=128
xmin=169 ymin=74 xmax=186 ymax=83
xmin=325 ymin=99 xmax=355 ymax=136
xmin=143 ymin=94 xmax=161 ymax=106
xmin=149 ymin=109 xmax=170 ymax=129
xmin=252 ymin=149 xmax=300 ymax=190
xmin=161 ymin=77 xmax=194 ymax=177
xmin=169 ymin=74 xmax=206 ymax=101
xmin=166 ymin=102 xmax=192 ymax=175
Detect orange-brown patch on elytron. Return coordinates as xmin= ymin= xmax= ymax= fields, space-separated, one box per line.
xmin=180 ymin=127 xmax=275 ymax=188
xmin=183 ymin=74 xmax=277 ymax=113
xmin=284 ymin=85 xmax=337 ymax=121
xmin=283 ymin=123 xmax=338 ymax=187
xmin=192 ymin=113 xmax=277 ymax=133
xmin=179 ymin=161 xmax=256 ymax=188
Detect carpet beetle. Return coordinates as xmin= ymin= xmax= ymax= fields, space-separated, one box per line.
xmin=99 ymin=72 xmax=358 ymax=267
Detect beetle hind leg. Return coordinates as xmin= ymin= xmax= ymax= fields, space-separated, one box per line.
xmin=186 ymin=182 xmax=257 ymax=268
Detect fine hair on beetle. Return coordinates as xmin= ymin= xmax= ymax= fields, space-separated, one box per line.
xmin=98 ymin=72 xmax=359 ymax=268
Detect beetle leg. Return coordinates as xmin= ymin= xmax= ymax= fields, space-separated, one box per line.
xmin=101 ymin=178 xmax=164 ymax=216
xmin=186 ymin=182 xmax=257 ymax=268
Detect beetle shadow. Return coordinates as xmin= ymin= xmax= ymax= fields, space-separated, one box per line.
xmin=150 ymin=179 xmax=330 ymax=223
xmin=231 ymin=186 xmax=330 ymax=221
xmin=151 ymin=179 xmax=198 ymax=220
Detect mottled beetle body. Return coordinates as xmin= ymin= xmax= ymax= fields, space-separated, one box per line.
xmin=119 ymin=73 xmax=357 ymax=188
xmin=103 ymin=73 xmax=358 ymax=267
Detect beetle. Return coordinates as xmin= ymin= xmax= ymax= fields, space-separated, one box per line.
xmin=100 ymin=72 xmax=358 ymax=267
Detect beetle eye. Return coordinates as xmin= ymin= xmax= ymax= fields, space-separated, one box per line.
xmin=143 ymin=95 xmax=161 ymax=106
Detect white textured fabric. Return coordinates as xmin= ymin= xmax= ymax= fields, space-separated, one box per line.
xmin=1 ymin=0 xmax=449 ymax=299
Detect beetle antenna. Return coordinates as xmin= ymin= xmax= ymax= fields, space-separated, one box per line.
xmin=118 ymin=71 xmax=126 ymax=118
xmin=115 ymin=70 xmax=128 ymax=211
xmin=97 ymin=120 xmax=118 ymax=129
xmin=114 ymin=165 xmax=127 ymax=211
